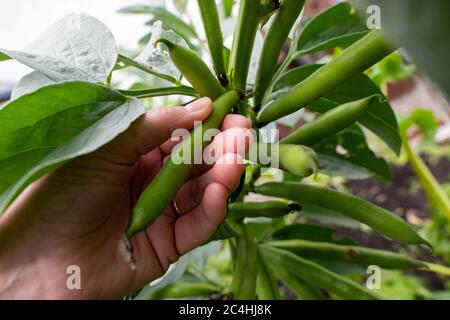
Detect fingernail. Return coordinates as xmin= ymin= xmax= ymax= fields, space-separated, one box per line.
xmin=186 ymin=97 xmax=211 ymax=113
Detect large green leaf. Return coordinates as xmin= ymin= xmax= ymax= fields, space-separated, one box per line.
xmin=296 ymin=2 xmax=369 ymax=55
xmin=0 ymin=81 xmax=145 ymax=213
xmin=223 ymin=0 xmax=235 ymax=17
xmin=274 ymin=64 xmax=401 ymax=155
xmin=315 ymin=125 xmax=392 ymax=182
xmin=10 ymin=71 xmax=55 ymax=100
xmin=133 ymin=21 xmax=192 ymax=82
xmin=0 ymin=13 xmax=118 ymax=99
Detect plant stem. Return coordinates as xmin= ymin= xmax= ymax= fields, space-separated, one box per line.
xmin=118 ymin=86 xmax=198 ymax=99
xmin=118 ymin=54 xmax=181 ymax=85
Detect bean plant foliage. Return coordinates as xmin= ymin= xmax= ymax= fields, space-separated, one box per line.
xmin=0 ymin=1 xmax=447 ymax=300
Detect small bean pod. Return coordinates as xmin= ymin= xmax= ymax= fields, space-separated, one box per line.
xmin=271 ymin=268 xmax=324 ymax=300
xmin=197 ymin=0 xmax=228 ymax=85
xmin=256 ymin=30 xmax=396 ymax=125
xmin=228 ymin=0 xmax=261 ymax=89
xmin=145 ymin=282 xmax=219 ymax=300
xmin=261 ymin=245 xmax=380 ymax=300
xmin=231 ymin=224 xmax=258 ymax=300
xmin=255 ymin=182 xmax=429 ymax=246
xmin=281 ymin=95 xmax=381 ymax=146
xmin=254 ymin=0 xmax=306 ymax=107
xmin=256 ymin=246 xmax=281 ymax=300
xmin=127 ymin=90 xmax=240 ymax=238
xmin=268 ymin=239 xmax=425 ymax=270
xmin=248 ymin=143 xmax=318 ymax=178
xmin=228 ymin=201 xmax=301 ymax=219
xmin=156 ymin=39 xmax=224 ymax=99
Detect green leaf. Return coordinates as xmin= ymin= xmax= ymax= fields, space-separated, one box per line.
xmin=10 ymin=71 xmax=54 ymax=100
xmin=134 ymin=21 xmax=192 ymax=82
xmin=273 ymin=224 xmax=356 ymax=245
xmin=223 ymin=0 xmax=235 ymax=17
xmin=371 ymin=51 xmax=416 ymax=85
xmin=0 ymin=81 xmax=145 ymax=213
xmin=317 ymin=153 xmax=373 ymax=180
xmin=315 ymin=125 xmax=392 ymax=182
xmin=1 ymin=14 xmax=118 ymax=98
xmin=296 ymin=2 xmax=369 ymax=55
xmin=274 ymin=64 xmax=401 ymax=155
xmin=0 ymin=52 xmax=10 ymax=61
xmin=400 ymin=109 xmax=439 ymax=145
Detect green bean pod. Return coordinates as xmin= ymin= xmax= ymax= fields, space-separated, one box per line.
xmin=254 ymin=0 xmax=306 ymax=107
xmin=228 ymin=201 xmax=301 ymax=219
xmin=127 ymin=91 xmax=240 ymax=238
xmin=145 ymin=282 xmax=219 ymax=300
xmin=255 ymin=182 xmax=430 ymax=246
xmin=268 ymin=240 xmax=425 ymax=270
xmin=256 ymin=246 xmax=281 ymax=300
xmin=281 ymin=95 xmax=381 ymax=146
xmin=156 ymin=39 xmax=224 ymax=99
xmin=248 ymin=143 xmax=319 ymax=177
xmin=260 ymin=245 xmax=380 ymax=300
xmin=228 ymin=0 xmax=261 ymax=89
xmin=256 ymin=30 xmax=396 ymax=124
xmin=231 ymin=224 xmax=258 ymax=300
xmin=271 ymin=269 xmax=324 ymax=300
xmin=197 ymin=0 xmax=228 ymax=85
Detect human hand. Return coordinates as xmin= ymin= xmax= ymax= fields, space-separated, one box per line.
xmin=0 ymin=98 xmax=251 ymax=299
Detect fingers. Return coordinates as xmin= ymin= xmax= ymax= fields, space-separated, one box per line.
xmin=172 ymin=125 xmax=252 ymax=213
xmin=174 ymin=153 xmax=245 ymax=214
xmin=221 ymin=114 xmax=251 ymax=131
xmin=159 ymin=114 xmax=251 ymax=156
xmin=99 ymin=98 xmax=213 ymax=164
xmin=174 ymin=183 xmax=229 ymax=255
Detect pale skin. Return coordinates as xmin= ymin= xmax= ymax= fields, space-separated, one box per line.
xmin=0 ymin=98 xmax=251 ymax=299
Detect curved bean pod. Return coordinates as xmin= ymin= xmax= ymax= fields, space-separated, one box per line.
xmin=197 ymin=0 xmax=228 ymax=85
xmin=156 ymin=39 xmax=224 ymax=99
xmin=127 ymin=90 xmax=240 ymax=238
xmin=268 ymin=239 xmax=425 ymax=270
xmin=281 ymin=95 xmax=381 ymax=146
xmin=254 ymin=0 xmax=306 ymax=107
xmin=255 ymin=182 xmax=430 ymax=246
xmin=228 ymin=201 xmax=301 ymax=219
xmin=248 ymin=143 xmax=318 ymax=178
xmin=256 ymin=30 xmax=396 ymax=125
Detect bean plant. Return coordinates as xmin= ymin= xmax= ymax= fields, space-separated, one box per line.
xmin=0 ymin=0 xmax=448 ymax=300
